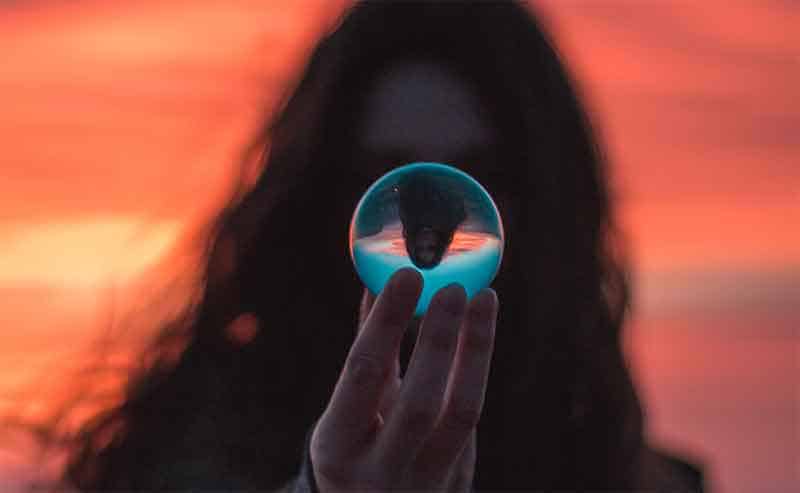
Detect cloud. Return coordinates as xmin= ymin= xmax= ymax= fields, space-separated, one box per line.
xmin=634 ymin=266 xmax=800 ymax=318
xmin=533 ymin=0 xmax=800 ymax=203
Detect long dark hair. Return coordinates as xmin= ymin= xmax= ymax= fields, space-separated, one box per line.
xmin=62 ymin=1 xmax=644 ymax=490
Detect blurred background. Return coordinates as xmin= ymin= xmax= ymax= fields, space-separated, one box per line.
xmin=0 ymin=1 xmax=797 ymax=491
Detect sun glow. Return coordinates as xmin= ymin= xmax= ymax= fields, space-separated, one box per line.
xmin=0 ymin=217 xmax=181 ymax=286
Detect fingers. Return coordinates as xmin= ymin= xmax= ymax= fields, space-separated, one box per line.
xmin=321 ymin=268 xmax=422 ymax=453
xmin=414 ymin=288 xmax=497 ymax=482
xmin=315 ymin=280 xmax=497 ymax=493
xmin=376 ymin=283 xmax=467 ymax=470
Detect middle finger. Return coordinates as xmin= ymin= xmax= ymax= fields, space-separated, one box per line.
xmin=376 ymin=283 xmax=467 ymax=470
xmin=413 ymin=288 xmax=497 ymax=483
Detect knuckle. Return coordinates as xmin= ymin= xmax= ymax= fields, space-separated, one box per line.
xmin=345 ymin=353 xmax=388 ymax=388
xmin=402 ymin=402 xmax=438 ymax=434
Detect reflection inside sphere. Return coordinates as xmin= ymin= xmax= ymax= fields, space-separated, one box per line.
xmin=349 ymin=162 xmax=504 ymax=315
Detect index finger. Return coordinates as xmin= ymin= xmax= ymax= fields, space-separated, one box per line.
xmin=323 ymin=268 xmax=422 ymax=446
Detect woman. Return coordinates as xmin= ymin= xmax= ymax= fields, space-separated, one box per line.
xmin=60 ymin=1 xmax=704 ymax=491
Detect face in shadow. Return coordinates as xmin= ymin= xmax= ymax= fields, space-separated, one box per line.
xmin=410 ymin=227 xmax=444 ymax=268
xmin=354 ymin=59 xmax=498 ymax=272
xmin=354 ymin=60 xmax=498 ymax=181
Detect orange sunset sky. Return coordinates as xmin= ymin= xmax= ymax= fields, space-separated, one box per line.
xmin=0 ymin=1 xmax=797 ymax=492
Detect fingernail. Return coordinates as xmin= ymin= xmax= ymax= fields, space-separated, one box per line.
xmin=442 ymin=282 xmax=465 ymax=293
xmin=392 ymin=268 xmax=423 ymax=295
xmin=477 ymin=287 xmax=498 ymax=308
xmin=394 ymin=267 xmax=421 ymax=282
xmin=439 ymin=283 xmax=467 ymax=314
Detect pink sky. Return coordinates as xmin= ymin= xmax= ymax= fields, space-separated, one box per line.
xmin=0 ymin=1 xmax=797 ymax=491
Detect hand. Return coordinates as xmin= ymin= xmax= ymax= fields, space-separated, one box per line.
xmin=310 ymin=268 xmax=498 ymax=491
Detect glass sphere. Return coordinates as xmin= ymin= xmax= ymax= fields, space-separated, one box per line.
xmin=349 ymin=162 xmax=504 ymax=316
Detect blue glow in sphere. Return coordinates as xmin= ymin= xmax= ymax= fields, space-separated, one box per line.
xmin=349 ymin=162 xmax=505 ymax=316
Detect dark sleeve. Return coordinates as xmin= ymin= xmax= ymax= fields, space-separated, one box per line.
xmin=283 ymin=423 xmax=320 ymax=493
xmin=142 ymin=453 xmax=258 ymax=491
xmin=640 ymin=446 xmax=706 ymax=492
xmin=282 ymin=422 xmax=477 ymax=493
xmin=666 ymin=454 xmax=705 ymax=491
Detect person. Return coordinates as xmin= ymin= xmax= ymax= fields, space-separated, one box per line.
xmin=57 ymin=1 xmax=705 ymax=491
xmin=396 ymin=170 xmax=468 ymax=269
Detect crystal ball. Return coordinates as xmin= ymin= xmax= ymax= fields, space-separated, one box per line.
xmin=349 ymin=162 xmax=505 ymax=316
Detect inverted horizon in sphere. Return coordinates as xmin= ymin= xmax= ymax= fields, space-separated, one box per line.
xmin=349 ymin=162 xmax=504 ymax=315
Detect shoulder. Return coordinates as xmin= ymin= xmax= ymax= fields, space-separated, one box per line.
xmin=639 ymin=445 xmax=706 ymax=492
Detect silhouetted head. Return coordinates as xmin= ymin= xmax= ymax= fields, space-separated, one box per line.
xmin=395 ymin=172 xmax=467 ymax=269
xmin=63 ymin=2 xmax=644 ymax=491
